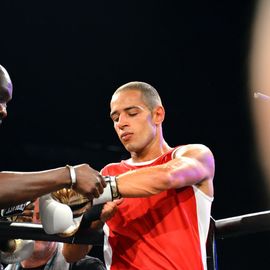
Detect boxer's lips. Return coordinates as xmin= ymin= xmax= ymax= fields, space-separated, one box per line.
xmin=121 ymin=132 xmax=133 ymax=141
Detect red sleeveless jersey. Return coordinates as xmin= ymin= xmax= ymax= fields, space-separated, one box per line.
xmin=101 ymin=147 xmax=212 ymax=270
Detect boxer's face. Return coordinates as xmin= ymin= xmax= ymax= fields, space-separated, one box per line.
xmin=110 ymin=89 xmax=159 ymax=155
xmin=0 ymin=73 xmax=13 ymax=124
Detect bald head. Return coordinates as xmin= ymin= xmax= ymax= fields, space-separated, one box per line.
xmin=0 ymin=65 xmax=13 ymax=124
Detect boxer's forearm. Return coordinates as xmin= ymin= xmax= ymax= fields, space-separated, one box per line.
xmin=0 ymin=167 xmax=70 ymax=208
xmin=116 ymin=165 xmax=170 ymax=197
xmin=116 ymin=154 xmax=213 ymax=198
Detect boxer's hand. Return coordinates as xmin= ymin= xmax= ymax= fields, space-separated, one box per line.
xmin=100 ymin=199 xmax=123 ymax=222
xmin=72 ymin=164 xmax=107 ymax=201
xmin=90 ymin=199 xmax=123 ymax=230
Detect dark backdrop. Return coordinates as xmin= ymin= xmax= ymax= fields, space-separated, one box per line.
xmin=0 ymin=1 xmax=267 ymax=269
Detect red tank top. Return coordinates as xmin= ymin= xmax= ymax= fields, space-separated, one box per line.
xmin=102 ymin=147 xmax=210 ymax=270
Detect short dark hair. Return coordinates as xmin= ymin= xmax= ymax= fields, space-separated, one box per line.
xmin=114 ymin=81 xmax=162 ymax=111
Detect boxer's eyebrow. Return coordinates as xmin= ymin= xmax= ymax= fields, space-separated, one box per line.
xmin=110 ymin=106 xmax=144 ymax=119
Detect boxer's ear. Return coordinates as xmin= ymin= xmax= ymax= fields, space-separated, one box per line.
xmin=153 ymin=105 xmax=165 ymax=125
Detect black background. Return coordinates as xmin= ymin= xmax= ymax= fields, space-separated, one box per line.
xmin=1 ymin=1 xmax=268 ymax=269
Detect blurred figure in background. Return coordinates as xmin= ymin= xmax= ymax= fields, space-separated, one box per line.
xmin=250 ymin=0 xmax=270 ymax=205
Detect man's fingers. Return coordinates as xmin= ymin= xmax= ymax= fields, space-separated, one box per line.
xmin=74 ymin=164 xmax=108 ymax=200
xmin=95 ymin=174 xmax=106 ymax=194
xmin=92 ymin=186 xmax=100 ymax=198
xmin=98 ymin=174 xmax=107 ymax=187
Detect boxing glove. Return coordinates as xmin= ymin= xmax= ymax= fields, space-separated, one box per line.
xmin=39 ymin=176 xmax=120 ymax=236
xmin=39 ymin=190 xmax=91 ymax=237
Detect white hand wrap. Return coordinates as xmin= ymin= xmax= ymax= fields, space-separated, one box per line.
xmin=92 ymin=183 xmax=113 ymax=205
xmin=93 ymin=176 xmax=120 ymax=205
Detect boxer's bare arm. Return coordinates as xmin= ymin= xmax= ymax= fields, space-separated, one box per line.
xmin=116 ymin=144 xmax=214 ymax=198
xmin=0 ymin=164 xmax=106 ymax=208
